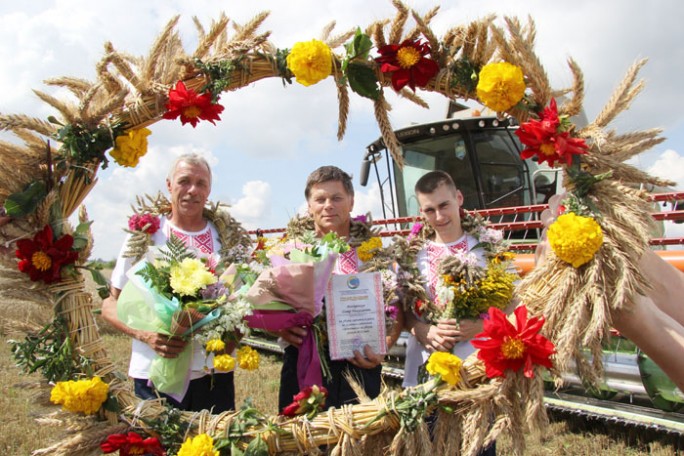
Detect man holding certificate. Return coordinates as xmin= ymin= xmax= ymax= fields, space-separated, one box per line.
xmin=277 ymin=166 xmax=403 ymax=411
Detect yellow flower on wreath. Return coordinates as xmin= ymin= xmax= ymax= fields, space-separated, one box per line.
xmin=286 ymin=39 xmax=332 ymax=86
xmin=357 ymin=236 xmax=382 ymax=262
xmin=476 ymin=62 xmax=525 ymax=112
xmin=426 ymin=351 xmax=463 ymax=386
xmin=547 ymin=212 xmax=604 ymax=268
xmin=170 ymin=258 xmax=217 ymax=296
xmin=237 ymin=345 xmax=260 ymax=370
xmin=213 ymin=353 xmax=236 ymax=372
xmin=110 ymin=127 xmax=152 ymax=167
xmin=50 ymin=376 xmax=109 ymax=415
xmin=177 ymin=433 xmax=219 ymax=456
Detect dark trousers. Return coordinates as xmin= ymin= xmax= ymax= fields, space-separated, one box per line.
xmin=278 ymin=345 xmax=382 ymax=412
xmin=134 ymin=372 xmax=235 ymax=412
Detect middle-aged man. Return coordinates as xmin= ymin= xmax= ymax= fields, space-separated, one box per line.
xmin=277 ymin=165 xmax=402 ymax=411
xmin=102 ymin=152 xmax=250 ymax=412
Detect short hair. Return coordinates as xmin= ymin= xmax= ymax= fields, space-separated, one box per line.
xmin=414 ymin=170 xmax=458 ymax=195
xmin=167 ymin=153 xmax=212 ymax=184
xmin=304 ymin=165 xmax=354 ymax=199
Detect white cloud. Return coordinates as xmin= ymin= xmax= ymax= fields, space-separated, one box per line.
xmin=228 ymin=181 xmax=272 ymax=228
xmin=648 ymin=149 xmax=684 ymax=189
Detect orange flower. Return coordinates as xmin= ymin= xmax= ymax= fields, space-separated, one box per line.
xmin=162 ymin=81 xmax=224 ymax=127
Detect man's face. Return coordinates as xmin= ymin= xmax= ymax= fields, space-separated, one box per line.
xmin=307 ymin=180 xmax=354 ymax=236
xmin=166 ymin=161 xmax=211 ymax=222
xmin=417 ymin=183 xmax=464 ymax=239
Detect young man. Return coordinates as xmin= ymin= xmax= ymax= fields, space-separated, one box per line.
xmin=402 ymin=170 xmax=497 ymax=455
xmin=102 ymin=153 xmax=238 ymax=412
xmin=277 ymin=165 xmax=401 ymax=411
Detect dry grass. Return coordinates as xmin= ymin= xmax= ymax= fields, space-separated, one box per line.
xmin=0 ymin=271 xmax=680 ymax=455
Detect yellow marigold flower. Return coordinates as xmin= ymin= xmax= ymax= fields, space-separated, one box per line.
xmin=205 ymin=339 xmax=225 ymax=353
xmin=170 ymin=258 xmax=217 ymax=296
xmin=476 ymin=62 xmax=525 ymax=112
xmin=237 ymin=345 xmax=260 ymax=370
xmin=547 ymin=212 xmax=603 ymax=268
xmin=286 ymin=39 xmax=332 ymax=86
xmin=213 ymin=353 xmax=236 ymax=372
xmin=110 ymin=127 xmax=152 ymax=167
xmin=177 ymin=433 xmax=219 ymax=456
xmin=426 ymin=351 xmax=463 ymax=386
xmin=50 ymin=376 xmax=109 ymax=415
xmin=357 ymin=237 xmax=382 ymax=262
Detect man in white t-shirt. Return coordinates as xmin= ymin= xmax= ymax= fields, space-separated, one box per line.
xmin=102 ymin=153 xmax=235 ymax=412
xmin=402 ymin=170 xmax=496 ymax=455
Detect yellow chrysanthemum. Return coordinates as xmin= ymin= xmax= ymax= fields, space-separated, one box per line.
xmin=547 ymin=212 xmax=604 ymax=268
xmin=170 ymin=258 xmax=217 ymax=296
xmin=50 ymin=376 xmax=109 ymax=415
xmin=356 ymin=237 xmax=382 ymax=262
xmin=426 ymin=351 xmax=463 ymax=386
xmin=110 ymin=127 xmax=152 ymax=167
xmin=237 ymin=345 xmax=260 ymax=370
xmin=205 ymin=339 xmax=225 ymax=353
xmin=476 ymin=62 xmax=525 ymax=112
xmin=286 ymin=39 xmax=332 ymax=86
xmin=213 ymin=353 xmax=236 ymax=372
xmin=177 ymin=433 xmax=219 ymax=456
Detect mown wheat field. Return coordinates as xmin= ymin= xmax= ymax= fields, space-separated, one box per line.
xmin=0 ymin=274 xmax=678 ymax=455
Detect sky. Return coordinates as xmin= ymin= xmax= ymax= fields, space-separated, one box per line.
xmin=1 ymin=0 xmax=683 ymax=260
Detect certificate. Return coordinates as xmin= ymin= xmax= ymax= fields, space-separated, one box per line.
xmin=325 ymin=272 xmax=386 ymax=360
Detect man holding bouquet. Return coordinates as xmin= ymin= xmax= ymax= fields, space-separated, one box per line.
xmin=400 ymin=171 xmax=516 ymax=456
xmin=277 ymin=166 xmax=403 ymax=411
xmin=102 ymin=153 xmax=237 ymax=412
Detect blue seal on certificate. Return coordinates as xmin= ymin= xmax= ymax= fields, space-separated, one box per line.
xmin=347 ymin=276 xmax=360 ymax=289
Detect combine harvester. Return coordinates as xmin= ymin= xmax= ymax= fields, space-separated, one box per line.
xmin=248 ymin=105 xmax=684 ymax=436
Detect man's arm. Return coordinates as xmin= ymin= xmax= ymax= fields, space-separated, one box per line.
xmin=101 ymin=286 xmax=186 ymax=358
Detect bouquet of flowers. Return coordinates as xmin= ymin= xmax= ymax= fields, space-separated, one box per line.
xmin=431 ymin=249 xmax=517 ymax=322
xmin=116 ymin=235 xmax=252 ymax=396
xmin=243 ymin=231 xmax=348 ymax=389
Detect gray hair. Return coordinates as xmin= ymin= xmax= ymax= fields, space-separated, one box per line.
xmin=167 ymin=153 xmax=212 ymax=184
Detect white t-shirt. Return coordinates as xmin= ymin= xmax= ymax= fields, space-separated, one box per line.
xmin=110 ymin=216 xmax=221 ymax=380
xmin=403 ymin=234 xmax=486 ymax=387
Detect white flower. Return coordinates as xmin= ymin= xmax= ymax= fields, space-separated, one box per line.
xmin=479 ymin=227 xmax=503 ymax=244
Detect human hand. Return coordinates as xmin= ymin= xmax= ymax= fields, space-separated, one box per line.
xmin=423 ymin=318 xmax=459 ymax=352
xmin=348 ymin=345 xmax=385 ymax=369
xmin=456 ymin=318 xmax=483 ymax=341
xmin=140 ymin=331 xmax=187 ymax=358
xmin=277 ymin=326 xmax=308 ymax=348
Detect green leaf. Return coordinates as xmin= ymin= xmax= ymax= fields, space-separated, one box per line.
xmin=4 ymin=181 xmax=47 ymax=217
xmin=74 ymin=220 xmax=93 ymax=236
xmin=345 ymin=28 xmax=373 ymax=60
xmin=102 ymin=394 xmax=121 ymax=413
xmin=346 ymin=62 xmax=380 ymax=101
xmin=245 ymin=437 xmax=269 ymax=456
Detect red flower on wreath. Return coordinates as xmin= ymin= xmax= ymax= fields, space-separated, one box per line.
xmin=101 ymin=431 xmax=166 ymax=456
xmin=375 ymin=39 xmax=439 ymax=91
xmin=16 ymin=225 xmax=79 ymax=284
xmin=128 ymin=213 xmax=160 ymax=234
xmin=281 ymin=385 xmax=328 ymax=418
xmin=514 ymin=98 xmax=589 ymax=167
xmin=162 ymin=81 xmax=225 ymax=127
xmin=471 ymin=306 xmax=555 ymax=379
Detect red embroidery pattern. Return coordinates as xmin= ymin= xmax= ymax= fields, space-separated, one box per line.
xmin=169 ymin=226 xmax=214 ymax=254
xmin=337 ymin=248 xmax=359 ymax=274
xmin=426 ymin=238 xmax=468 ymax=300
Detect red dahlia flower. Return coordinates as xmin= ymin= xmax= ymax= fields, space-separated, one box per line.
xmin=514 ymin=98 xmax=589 ymax=167
xmin=101 ymin=431 xmax=166 ymax=456
xmin=128 ymin=213 xmax=160 ymax=234
xmin=471 ymin=306 xmax=555 ymax=379
xmin=162 ymin=81 xmax=225 ymax=127
xmin=16 ymin=225 xmax=79 ymax=284
xmin=375 ymin=39 xmax=439 ymax=91
xmin=280 ymin=385 xmax=328 ymax=418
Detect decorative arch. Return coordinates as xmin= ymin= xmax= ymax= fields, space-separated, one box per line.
xmin=0 ymin=2 xmax=670 ymax=454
